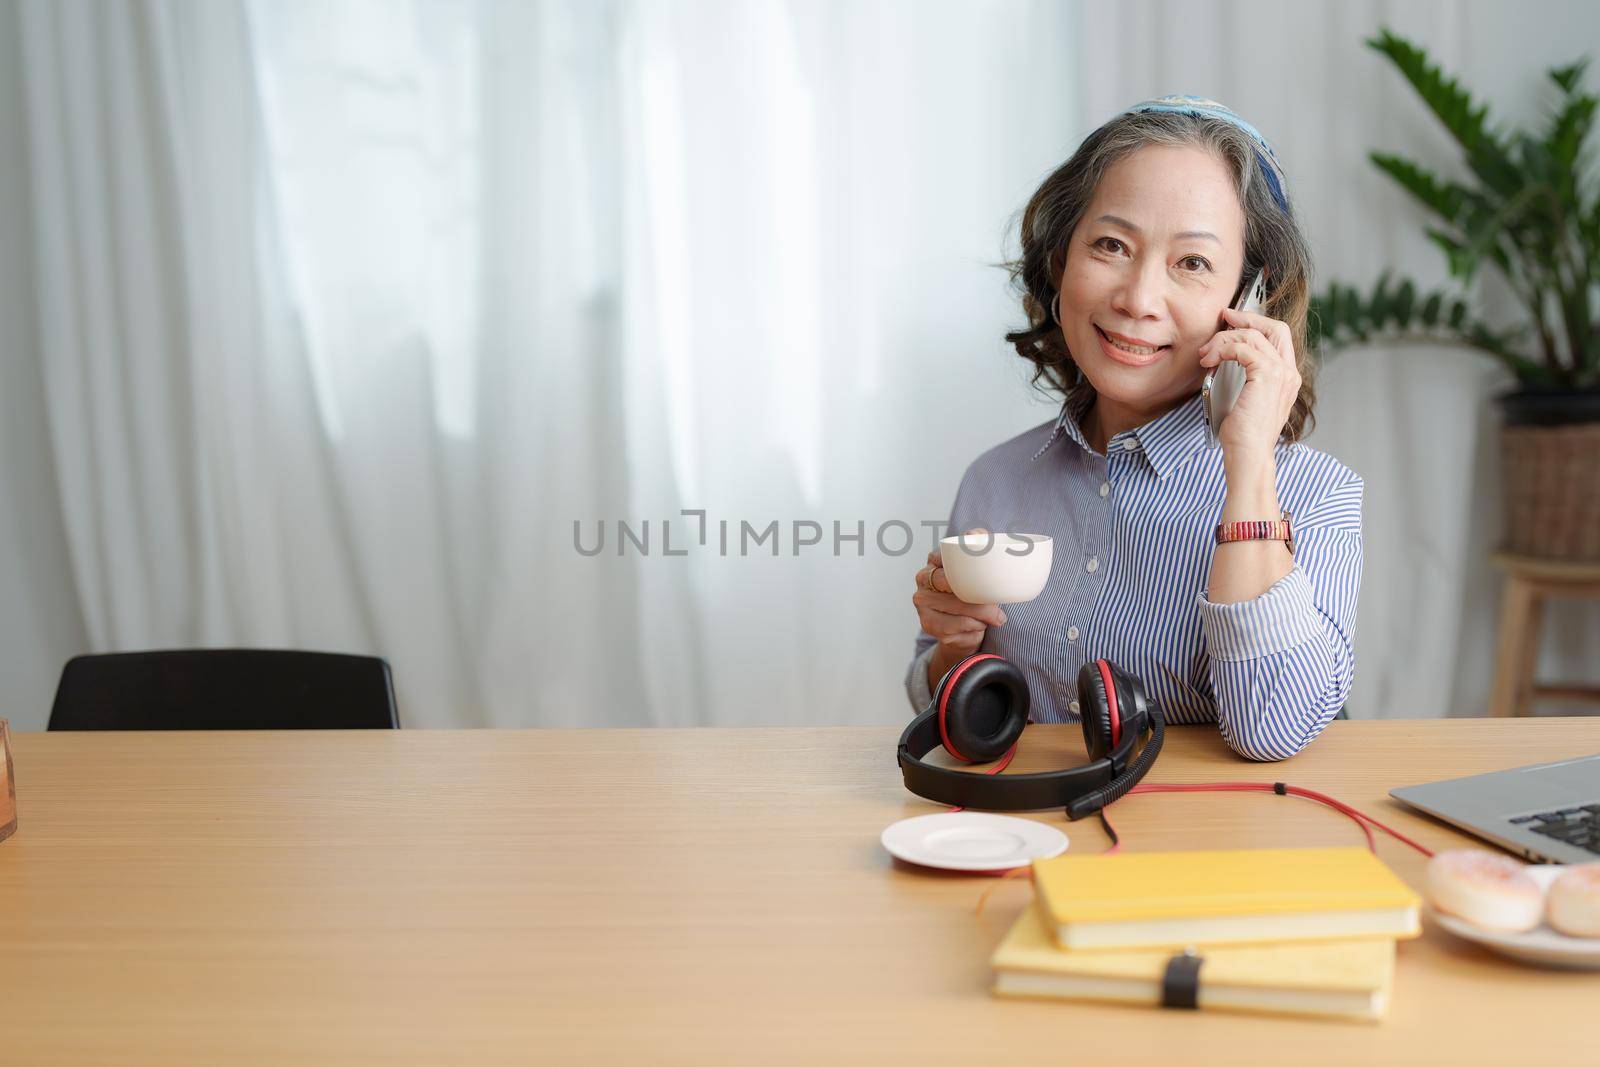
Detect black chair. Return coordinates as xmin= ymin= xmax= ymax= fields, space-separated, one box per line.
xmin=47 ymin=649 xmax=399 ymax=730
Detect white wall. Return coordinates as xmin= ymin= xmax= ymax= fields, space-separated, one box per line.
xmin=1456 ymin=0 xmax=1600 ymax=711
xmin=1331 ymin=0 xmax=1600 ymax=715
xmin=1078 ymin=0 xmax=1600 ymax=719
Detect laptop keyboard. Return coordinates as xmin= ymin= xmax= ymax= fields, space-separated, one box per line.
xmin=1509 ymin=803 xmax=1600 ymax=854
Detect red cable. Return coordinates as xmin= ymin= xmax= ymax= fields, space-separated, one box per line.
xmin=951 ymin=778 xmax=1434 ymax=880
xmin=1119 ymin=781 xmax=1433 ymax=857
xmin=1098 ymin=789 xmax=1371 ymax=857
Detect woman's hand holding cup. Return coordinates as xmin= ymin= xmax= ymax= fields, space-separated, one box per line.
xmin=913 ymin=528 xmax=1008 ymax=693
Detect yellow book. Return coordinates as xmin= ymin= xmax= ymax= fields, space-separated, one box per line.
xmin=992 ymin=901 xmax=1395 ymax=1022
xmin=1031 ymin=847 xmax=1421 ymax=951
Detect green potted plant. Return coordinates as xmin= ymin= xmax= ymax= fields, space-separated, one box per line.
xmin=1308 ymin=28 xmax=1599 ymax=562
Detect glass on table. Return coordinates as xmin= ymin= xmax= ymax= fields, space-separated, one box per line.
xmin=0 ymin=719 xmax=14 ymax=843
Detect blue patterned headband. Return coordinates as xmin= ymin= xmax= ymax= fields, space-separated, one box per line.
xmin=1121 ymin=95 xmax=1289 ymax=214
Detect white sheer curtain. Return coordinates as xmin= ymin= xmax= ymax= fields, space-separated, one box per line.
xmin=11 ymin=0 xmax=1588 ymax=731
xmin=7 ymin=0 xmax=1076 ymax=727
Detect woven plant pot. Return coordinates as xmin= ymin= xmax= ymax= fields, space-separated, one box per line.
xmin=1498 ymin=390 xmax=1600 ymax=562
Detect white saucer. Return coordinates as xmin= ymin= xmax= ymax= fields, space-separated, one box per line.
xmin=881 ymin=812 xmax=1067 ymax=872
xmin=1427 ymin=865 xmax=1600 ymax=970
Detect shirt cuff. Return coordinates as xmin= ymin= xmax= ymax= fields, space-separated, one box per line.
xmin=1196 ymin=566 xmax=1325 ymax=662
xmin=905 ymin=643 xmax=939 ymax=713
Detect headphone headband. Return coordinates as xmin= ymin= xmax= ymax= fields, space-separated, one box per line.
xmin=1119 ymin=94 xmax=1290 ymax=214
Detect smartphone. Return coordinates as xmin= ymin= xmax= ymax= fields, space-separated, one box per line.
xmin=1202 ymin=269 xmax=1264 ymax=445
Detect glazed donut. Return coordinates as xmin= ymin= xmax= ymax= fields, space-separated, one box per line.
xmin=1545 ymin=863 xmax=1600 ymax=938
xmin=1426 ymin=849 xmax=1544 ymax=933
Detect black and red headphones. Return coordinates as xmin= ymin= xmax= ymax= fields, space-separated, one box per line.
xmin=896 ymin=653 xmax=1164 ymax=820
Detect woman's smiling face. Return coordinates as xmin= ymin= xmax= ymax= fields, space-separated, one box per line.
xmin=1057 ymin=144 xmax=1247 ymax=418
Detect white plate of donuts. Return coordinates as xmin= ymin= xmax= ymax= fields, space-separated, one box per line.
xmin=1425 ymin=850 xmax=1600 ymax=969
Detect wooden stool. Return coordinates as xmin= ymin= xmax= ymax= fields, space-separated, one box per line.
xmin=1489 ymin=553 xmax=1600 ymax=716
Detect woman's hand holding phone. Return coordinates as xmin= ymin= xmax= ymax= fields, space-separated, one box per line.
xmin=913 ymin=529 xmax=1007 ymax=693
xmin=1198 ymin=286 xmax=1302 ymax=464
xmin=1200 ymin=293 xmax=1301 ymax=602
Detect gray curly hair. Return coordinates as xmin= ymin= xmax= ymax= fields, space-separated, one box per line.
xmin=1003 ymin=110 xmax=1319 ymax=442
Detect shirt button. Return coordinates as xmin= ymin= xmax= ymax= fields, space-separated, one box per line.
xmin=1085 ymin=557 xmax=1099 ymax=574
xmin=1067 ymin=626 xmax=1080 ymax=641
xmin=1069 ymin=700 xmax=1081 ymax=715
xmin=1099 ymin=482 xmax=1110 ymax=498
xmin=1121 ymin=439 xmax=1138 ymax=452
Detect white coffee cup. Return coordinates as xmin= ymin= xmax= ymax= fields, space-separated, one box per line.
xmin=938 ymin=532 xmax=1053 ymax=604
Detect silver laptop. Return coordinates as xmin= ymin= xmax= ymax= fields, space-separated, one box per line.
xmin=1389 ymin=754 xmax=1600 ymax=864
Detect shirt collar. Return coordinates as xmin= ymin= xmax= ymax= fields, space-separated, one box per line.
xmin=1030 ymin=390 xmax=1212 ymax=480
xmin=1028 ymin=390 xmax=1092 ymax=462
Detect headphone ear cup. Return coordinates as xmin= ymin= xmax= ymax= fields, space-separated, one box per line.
xmin=1076 ymin=661 xmax=1115 ymax=762
xmin=931 ymin=658 xmax=957 ymax=711
xmin=940 ymin=656 xmax=1029 ymax=762
xmin=1078 ymin=660 xmax=1152 ymax=762
xmin=1109 ymin=665 xmax=1150 ymax=741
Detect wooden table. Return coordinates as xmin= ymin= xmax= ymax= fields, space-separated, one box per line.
xmin=3 ymin=719 xmax=1597 ymax=1065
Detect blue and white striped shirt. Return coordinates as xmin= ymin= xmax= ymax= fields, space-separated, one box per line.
xmin=905 ymin=390 xmax=1363 ymax=762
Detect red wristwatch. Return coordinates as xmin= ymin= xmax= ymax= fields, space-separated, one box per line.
xmin=1215 ymin=512 xmax=1294 ymax=555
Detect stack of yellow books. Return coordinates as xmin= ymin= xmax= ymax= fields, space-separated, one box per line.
xmin=990 ymin=847 xmax=1422 ymax=1022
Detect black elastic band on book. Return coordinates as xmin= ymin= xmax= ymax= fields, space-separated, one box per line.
xmin=1160 ymin=950 xmax=1203 ymax=1009
xmin=1274 ymin=781 xmax=1288 ymax=795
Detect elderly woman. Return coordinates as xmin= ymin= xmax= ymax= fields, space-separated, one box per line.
xmin=906 ymin=96 xmax=1361 ymax=762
